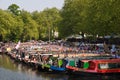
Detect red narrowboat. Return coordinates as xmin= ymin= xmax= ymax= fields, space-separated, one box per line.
xmin=66 ymin=58 xmax=120 ymax=76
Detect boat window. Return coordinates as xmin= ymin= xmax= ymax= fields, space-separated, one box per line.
xmin=69 ymin=60 xmax=75 ymax=67
xmin=99 ymin=63 xmax=109 ymax=69
xmin=98 ymin=63 xmax=120 ymax=69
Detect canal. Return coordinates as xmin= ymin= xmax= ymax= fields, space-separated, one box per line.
xmin=0 ymin=54 xmax=119 ymax=80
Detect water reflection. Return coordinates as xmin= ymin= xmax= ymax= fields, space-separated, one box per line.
xmin=0 ymin=54 xmax=119 ymax=80
xmin=0 ymin=54 xmax=69 ymax=80
xmin=67 ymin=74 xmax=120 ymax=80
xmin=0 ymin=54 xmax=17 ymax=71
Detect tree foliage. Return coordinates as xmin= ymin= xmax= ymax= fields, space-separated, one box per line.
xmin=8 ymin=4 xmax=21 ymax=16
xmin=60 ymin=0 xmax=120 ymax=39
xmin=0 ymin=1 xmax=120 ymax=42
xmin=20 ymin=10 xmax=39 ymax=41
xmin=32 ymin=8 xmax=61 ymax=40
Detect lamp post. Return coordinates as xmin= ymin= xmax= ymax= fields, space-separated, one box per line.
xmin=49 ymin=25 xmax=50 ymax=43
xmin=47 ymin=14 xmax=51 ymax=43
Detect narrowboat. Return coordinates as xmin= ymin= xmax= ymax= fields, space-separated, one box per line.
xmin=50 ymin=58 xmax=68 ymax=72
xmin=37 ymin=53 xmax=53 ymax=71
xmin=66 ymin=58 xmax=120 ymax=76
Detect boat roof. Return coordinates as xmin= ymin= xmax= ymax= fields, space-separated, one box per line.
xmin=39 ymin=53 xmax=53 ymax=55
xmin=88 ymin=59 xmax=120 ymax=63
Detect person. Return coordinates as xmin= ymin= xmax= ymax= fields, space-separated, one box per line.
xmin=77 ymin=60 xmax=82 ymax=68
xmin=48 ymin=58 xmax=53 ymax=65
xmin=62 ymin=59 xmax=68 ymax=67
xmin=111 ymin=44 xmax=116 ymax=54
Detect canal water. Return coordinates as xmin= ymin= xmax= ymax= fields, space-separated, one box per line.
xmin=0 ymin=54 xmax=119 ymax=80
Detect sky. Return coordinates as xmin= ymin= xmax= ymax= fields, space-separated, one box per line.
xmin=0 ymin=0 xmax=64 ymax=12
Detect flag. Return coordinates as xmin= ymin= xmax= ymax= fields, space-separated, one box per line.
xmin=15 ymin=41 xmax=21 ymax=49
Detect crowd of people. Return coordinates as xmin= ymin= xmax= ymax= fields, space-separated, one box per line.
xmin=0 ymin=40 xmax=120 ymax=57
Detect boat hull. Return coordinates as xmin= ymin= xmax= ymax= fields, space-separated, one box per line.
xmin=50 ymin=66 xmax=66 ymax=72
xmin=67 ymin=69 xmax=120 ymax=76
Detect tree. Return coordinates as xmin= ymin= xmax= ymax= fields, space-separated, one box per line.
xmin=8 ymin=4 xmax=21 ymax=16
xmin=59 ymin=0 xmax=120 ymax=39
xmin=59 ymin=0 xmax=90 ymax=38
xmin=86 ymin=0 xmax=120 ymax=38
xmin=0 ymin=9 xmax=18 ymax=41
xmin=0 ymin=10 xmax=6 ymax=41
xmin=9 ymin=15 xmax=24 ymax=41
xmin=20 ymin=10 xmax=39 ymax=41
xmin=32 ymin=8 xmax=61 ymax=40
